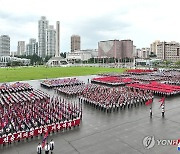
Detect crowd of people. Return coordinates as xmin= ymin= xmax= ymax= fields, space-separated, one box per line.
xmin=151 ymin=70 xmax=180 ymax=85
xmin=55 ymin=84 xmax=87 ymax=96
xmin=0 ymin=83 xmax=82 ymax=138
xmin=0 ymin=82 xmax=33 ymax=93
xmin=126 ymin=69 xmax=154 ymax=75
xmin=163 ymin=78 xmax=180 ymax=85
xmin=91 ymin=76 xmax=133 ymax=86
xmin=127 ymin=82 xmax=180 ymax=96
xmin=79 ymin=84 xmax=153 ymax=112
xmin=152 ymin=70 xmax=180 ymax=77
xmin=129 ymin=75 xmax=166 ymax=82
xmin=40 ymin=78 xmax=84 ymax=88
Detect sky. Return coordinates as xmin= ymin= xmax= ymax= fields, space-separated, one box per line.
xmin=0 ymin=0 xmax=180 ymax=52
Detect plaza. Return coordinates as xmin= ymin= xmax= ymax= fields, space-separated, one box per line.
xmin=0 ymin=74 xmax=180 ymax=154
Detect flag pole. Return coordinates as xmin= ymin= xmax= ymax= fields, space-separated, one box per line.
xmin=150 ymin=99 xmax=152 ymax=118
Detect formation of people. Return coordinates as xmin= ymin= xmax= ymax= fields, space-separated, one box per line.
xmin=130 ymin=75 xmax=165 ymax=82
xmin=0 ymin=83 xmax=82 ymax=138
xmin=41 ymin=78 xmax=84 ymax=88
xmin=126 ymin=69 xmax=154 ymax=75
xmin=127 ymin=82 xmax=180 ymax=97
xmin=98 ymin=70 xmax=180 ymax=87
xmin=152 ymin=70 xmax=180 ymax=85
xmin=55 ymin=84 xmax=87 ymax=96
xmin=1 ymin=69 xmax=179 ymax=153
xmin=91 ymin=76 xmax=133 ymax=86
xmin=79 ymin=84 xmax=153 ymax=112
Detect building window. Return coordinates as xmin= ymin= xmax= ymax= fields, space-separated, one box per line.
xmin=177 ymin=48 xmax=179 ymax=56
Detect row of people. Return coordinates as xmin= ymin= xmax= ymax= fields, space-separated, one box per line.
xmin=0 ymin=89 xmax=82 ymax=137
xmin=40 ymin=78 xmax=84 ymax=88
xmin=37 ymin=139 xmax=54 ymax=154
xmin=0 ymin=82 xmax=32 ymax=94
xmin=152 ymin=70 xmax=180 ymax=78
xmin=91 ymin=76 xmax=133 ymax=86
xmin=55 ymin=84 xmax=87 ymax=96
xmin=127 ymin=82 xmax=180 ymax=97
xmin=0 ymin=89 xmax=50 ymax=136
xmin=130 ymin=75 xmax=165 ymax=82
xmin=79 ymin=84 xmax=153 ymax=112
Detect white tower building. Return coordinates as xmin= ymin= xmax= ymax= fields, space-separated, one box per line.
xmin=17 ymin=41 xmax=25 ymax=56
xmin=38 ymin=16 xmax=49 ymax=58
xmin=46 ymin=25 xmax=56 ymax=57
xmin=55 ymin=21 xmax=60 ymax=57
xmin=0 ymin=35 xmax=10 ymax=56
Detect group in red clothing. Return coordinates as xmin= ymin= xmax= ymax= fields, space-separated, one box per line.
xmin=0 ymin=82 xmax=82 ymax=145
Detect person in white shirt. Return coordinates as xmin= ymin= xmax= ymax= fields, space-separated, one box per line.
xmin=162 ymin=105 xmax=165 ymax=117
xmin=50 ymin=139 xmax=55 ymax=153
xmin=37 ymin=143 xmax=42 ymax=154
xmin=45 ymin=142 xmax=50 ymax=154
xmin=150 ymin=107 xmax=152 ymax=118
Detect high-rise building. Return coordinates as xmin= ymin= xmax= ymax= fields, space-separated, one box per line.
xmin=150 ymin=40 xmax=160 ymax=55
xmin=137 ymin=47 xmax=150 ymax=59
xmin=71 ymin=35 xmax=81 ymax=52
xmin=133 ymin=45 xmax=136 ymax=57
xmin=38 ymin=16 xmax=61 ymax=58
xmin=46 ymin=25 xmax=56 ymax=57
xmin=98 ymin=39 xmax=133 ymax=59
xmin=157 ymin=41 xmax=180 ymax=62
xmin=17 ymin=41 xmax=25 ymax=56
xmin=26 ymin=38 xmax=38 ymax=56
xmin=38 ymin=16 xmax=49 ymax=58
xmin=0 ymin=35 xmax=10 ymax=56
xmin=55 ymin=21 xmax=60 ymax=57
xmin=121 ymin=39 xmax=133 ymax=58
xmin=98 ymin=40 xmax=121 ymax=58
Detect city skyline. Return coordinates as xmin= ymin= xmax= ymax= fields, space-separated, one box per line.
xmin=1 ymin=0 xmax=180 ymax=52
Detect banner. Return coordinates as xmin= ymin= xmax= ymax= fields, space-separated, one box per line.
xmin=0 ymin=118 xmax=81 ymax=145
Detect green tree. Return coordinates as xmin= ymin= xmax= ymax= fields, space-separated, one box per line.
xmin=44 ymin=55 xmax=52 ymax=63
xmin=163 ymin=60 xmax=171 ymax=67
xmin=175 ymin=60 xmax=180 ymax=65
xmin=149 ymin=53 xmax=157 ymax=57
xmin=60 ymin=52 xmax=66 ymax=58
xmin=16 ymin=54 xmax=44 ymax=65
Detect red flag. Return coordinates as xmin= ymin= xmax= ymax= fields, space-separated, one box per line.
xmin=159 ymin=97 xmax=165 ymax=103
xmin=29 ymin=93 xmax=34 ymax=97
xmin=159 ymin=97 xmax=165 ymax=108
xmin=145 ymin=99 xmax=153 ymax=106
xmin=42 ymin=130 xmax=48 ymax=148
xmin=8 ymin=96 xmax=12 ymax=101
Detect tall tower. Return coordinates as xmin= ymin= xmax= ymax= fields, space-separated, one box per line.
xmin=17 ymin=41 xmax=25 ymax=56
xmin=46 ymin=25 xmax=56 ymax=57
xmin=0 ymin=35 xmax=10 ymax=56
xmin=121 ymin=39 xmax=133 ymax=59
xmin=150 ymin=40 xmax=160 ymax=55
xmin=55 ymin=21 xmax=60 ymax=57
xmin=26 ymin=38 xmax=38 ymax=56
xmin=38 ymin=16 xmax=49 ymax=58
xmin=71 ymin=35 xmax=80 ymax=52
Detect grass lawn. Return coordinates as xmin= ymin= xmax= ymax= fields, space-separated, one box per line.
xmin=0 ymin=66 xmax=126 ymax=82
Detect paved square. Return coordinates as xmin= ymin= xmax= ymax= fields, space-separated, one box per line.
xmin=1 ymin=76 xmax=180 ymax=154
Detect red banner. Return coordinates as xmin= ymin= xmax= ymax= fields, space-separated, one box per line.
xmin=0 ymin=118 xmax=81 ymax=145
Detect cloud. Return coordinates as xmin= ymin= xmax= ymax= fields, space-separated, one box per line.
xmin=1 ymin=0 xmax=180 ymax=52
xmin=69 ymin=15 xmax=131 ymax=50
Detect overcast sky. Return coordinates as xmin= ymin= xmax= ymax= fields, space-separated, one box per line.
xmin=0 ymin=0 xmax=180 ymax=52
